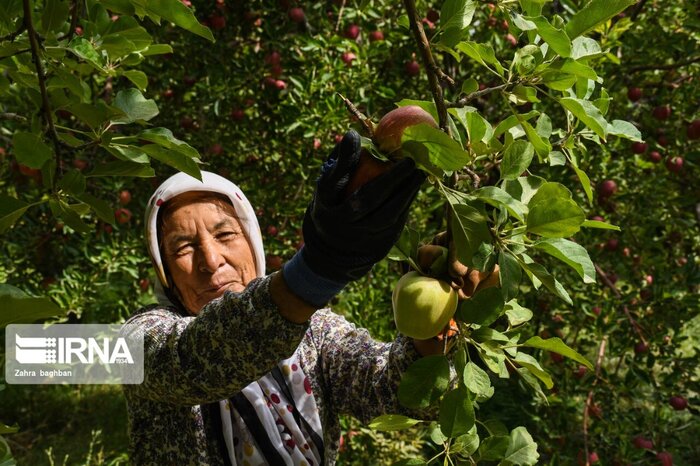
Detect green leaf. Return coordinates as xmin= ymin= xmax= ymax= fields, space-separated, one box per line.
xmin=479 ymin=435 xmax=510 ymax=461
xmin=519 ymin=120 xmax=551 ymax=160
xmin=519 ymin=259 xmax=572 ymax=305
xmin=499 ymin=251 xmax=522 ymax=302
xmin=112 ymin=89 xmax=159 ymax=124
xmin=449 ymin=107 xmax=494 ymax=144
xmin=571 ymin=162 xmax=593 ymax=204
xmin=368 ymin=414 xmax=422 ymax=432
xmin=533 ymin=238 xmax=596 ymax=283
xmin=141 ymin=145 xmax=201 ymax=180
xmin=138 ymin=127 xmax=202 ymax=159
xmin=142 ymin=44 xmax=174 ymax=56
xmin=565 ymin=0 xmax=637 ymax=39
xmin=493 ymin=112 xmax=538 ymax=138
xmin=581 ymin=219 xmax=621 ymax=231
xmin=527 ymin=198 xmax=585 ymax=238
xmin=40 ymin=0 xmax=70 ymax=34
xmin=0 ymin=284 xmax=64 ymax=328
xmin=457 ymin=287 xmax=505 ymax=326
xmin=522 ymin=336 xmax=593 ymax=370
xmin=513 ymin=352 xmax=553 ymax=389
xmin=440 ymin=387 xmax=475 ymax=437
xmin=440 ymin=0 xmax=477 ymax=47
xmin=607 ymin=119 xmax=642 ymax=141
xmin=475 ymin=186 xmax=527 ymax=221
xmin=450 ymin=202 xmax=492 ymax=268
xmin=387 ymin=225 xmax=420 ymax=262
xmin=136 ymin=0 xmax=214 ymax=41
xmin=122 ymin=70 xmax=148 ymax=91
xmin=66 ymin=102 xmax=124 ymax=130
xmin=392 ymin=459 xmax=427 ymax=466
xmin=456 ymin=41 xmax=504 ymax=76
xmin=528 ymin=182 xmax=572 ymax=205
xmin=402 ymin=124 xmax=470 ymax=172
xmin=57 ymin=170 xmax=86 ymax=195
xmin=73 ymin=192 xmax=115 ymax=225
xmin=503 ymin=176 xmax=545 ymax=204
xmin=12 ymin=132 xmax=52 ymax=169
xmin=461 ymin=78 xmax=478 ymax=94
xmin=0 ymin=195 xmax=31 ymax=234
xmin=398 ymin=355 xmax=451 ymax=409
xmin=104 ymin=144 xmax=150 ymax=164
xmin=463 ymin=362 xmax=494 ymax=401
xmin=49 ymin=199 xmax=91 ymax=233
xmin=501 ymin=426 xmax=539 ymax=465
xmin=542 ymin=71 xmax=577 ymax=91
xmin=87 ymin=160 xmax=155 ymax=177
xmin=525 ymin=16 xmax=571 ymax=57
xmin=504 ymin=300 xmax=533 ymax=326
xmin=67 ymin=37 xmax=105 ymax=70
xmin=0 ymin=423 xmax=19 ymax=435
xmin=453 ymin=427 xmax=480 ymax=456
xmin=501 ymin=140 xmax=534 ymax=180
xmin=571 ymin=37 xmax=602 ymax=59
xmin=559 ymin=97 xmax=609 ymax=140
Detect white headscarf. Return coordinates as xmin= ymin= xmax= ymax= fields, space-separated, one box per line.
xmin=144 ymin=171 xmax=266 ymax=308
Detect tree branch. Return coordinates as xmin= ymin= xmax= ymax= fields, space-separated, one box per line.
xmin=402 ymin=0 xmax=452 ymax=134
xmin=627 ymin=56 xmax=700 ymax=72
xmin=0 ymin=113 xmax=28 ymax=122
xmin=338 ymin=93 xmax=374 ymax=137
xmin=0 ymin=23 xmax=26 ymax=42
xmin=582 ymin=337 xmax=607 ymax=466
xmin=334 ymin=0 xmax=346 ymax=33
xmin=22 ymin=0 xmax=63 ymax=180
xmin=629 ymin=0 xmax=649 ymax=21
xmin=447 ymin=82 xmax=513 ymax=108
xmin=56 ymin=0 xmax=80 ymax=42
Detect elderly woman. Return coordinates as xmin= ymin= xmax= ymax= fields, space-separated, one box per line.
xmin=123 ymin=131 xmax=460 ymax=465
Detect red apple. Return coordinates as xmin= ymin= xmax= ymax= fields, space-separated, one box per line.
xmin=665 ymin=156 xmax=683 ymax=173
xmin=645 ymin=275 xmax=653 ymax=285
xmin=372 ymin=105 xmax=437 ymax=155
xmin=209 ymin=143 xmax=224 ymax=155
xmin=270 ymin=64 xmax=283 ymax=77
xmin=605 ymin=238 xmax=619 ymax=251
xmin=162 ymin=88 xmax=174 ymax=99
xmin=344 ymin=150 xmax=392 ymax=198
xmin=275 ymin=79 xmax=287 ymax=90
xmin=573 ymin=365 xmax=587 ymax=379
xmin=657 ymin=135 xmax=668 ymax=147
xmin=369 ymin=30 xmax=384 ymax=42
xmin=633 ymin=436 xmax=653 ymax=449
xmin=115 ymin=208 xmax=132 ymax=224
xmin=230 ymin=108 xmax=245 ymax=121
xmin=592 ymin=306 xmax=601 ymax=316
xmin=73 ymin=159 xmax=88 ymax=171
xmin=640 ymin=289 xmax=652 ymax=300
xmin=209 ymin=14 xmax=226 ymax=30
xmin=687 ymin=119 xmax=700 ymax=139
xmin=652 ymin=105 xmax=672 ymax=120
xmin=266 ymin=254 xmax=283 ymax=270
xmin=405 ymin=60 xmax=420 ymax=77
xmin=426 ymin=9 xmax=439 ymax=22
xmin=119 ymin=190 xmax=132 ymax=206
xmin=648 ymin=150 xmax=662 ymax=163
xmin=550 ymin=352 xmax=564 ymax=363
xmin=631 ymin=142 xmax=647 ymax=154
xmin=288 ymin=7 xmax=305 ymax=23
xmin=183 ymin=75 xmax=197 ymax=87
xmin=597 ymin=179 xmax=617 ymax=198
xmin=634 ymin=341 xmax=649 ymax=354
xmin=18 ymin=164 xmax=40 ymax=177
xmin=266 ymin=225 xmax=278 ymax=236
xmin=627 ymin=87 xmax=643 ymax=102
xmin=265 ymin=51 xmax=281 ymax=65
xmin=669 ymin=396 xmax=688 ymax=410
xmin=341 ymin=51 xmax=356 ymax=66
xmin=180 ymin=116 xmax=194 ymax=129
xmin=139 ymin=278 xmax=150 ymax=292
xmin=656 ymin=451 xmax=673 ymax=466
xmin=505 ymin=33 xmax=518 ymax=47
xmin=313 ymin=138 xmax=321 ymax=150
xmin=344 ymin=24 xmax=360 ymax=40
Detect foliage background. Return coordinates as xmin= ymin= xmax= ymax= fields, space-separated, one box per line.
xmin=1 ymin=0 xmax=698 ymax=464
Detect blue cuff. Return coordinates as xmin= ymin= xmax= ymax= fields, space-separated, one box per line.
xmin=282 ymin=247 xmax=347 ymax=308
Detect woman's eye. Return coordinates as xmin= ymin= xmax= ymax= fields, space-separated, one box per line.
xmin=218 ymin=231 xmax=237 ymax=240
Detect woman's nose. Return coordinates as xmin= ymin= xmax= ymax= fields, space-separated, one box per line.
xmin=198 ymin=239 xmax=226 ymax=273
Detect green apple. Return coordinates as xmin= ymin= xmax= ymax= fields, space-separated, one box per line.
xmin=392 ymin=271 xmax=458 ymax=339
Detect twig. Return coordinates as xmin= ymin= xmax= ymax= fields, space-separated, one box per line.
xmin=23 ymin=0 xmax=63 ymax=180
xmin=338 ymin=93 xmax=374 ymax=137
xmin=594 ymin=263 xmax=646 ymax=344
xmin=402 ymin=0 xmax=452 ymax=134
xmin=462 ymin=167 xmax=480 ymax=189
xmin=447 ymin=83 xmax=512 ymax=108
xmin=629 ymin=0 xmax=649 ymax=21
xmin=627 ymin=56 xmax=700 ymax=72
xmin=0 ymin=23 xmax=26 ymax=42
xmin=0 ymin=113 xmax=28 ymax=122
xmin=56 ymin=0 xmax=80 ymax=42
xmin=334 ymin=0 xmax=346 ymax=33
xmin=582 ymin=337 xmax=607 ymax=466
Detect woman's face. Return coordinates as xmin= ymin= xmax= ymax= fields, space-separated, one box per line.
xmin=160 ymin=191 xmax=257 ymax=315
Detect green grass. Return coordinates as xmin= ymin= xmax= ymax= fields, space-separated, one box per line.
xmin=1 ymin=384 xmax=129 ymax=466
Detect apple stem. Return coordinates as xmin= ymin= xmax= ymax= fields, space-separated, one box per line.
xmin=337 ymin=93 xmax=374 ymax=137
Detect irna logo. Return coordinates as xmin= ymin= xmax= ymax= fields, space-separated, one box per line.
xmin=15 ymin=335 xmax=134 ymax=365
